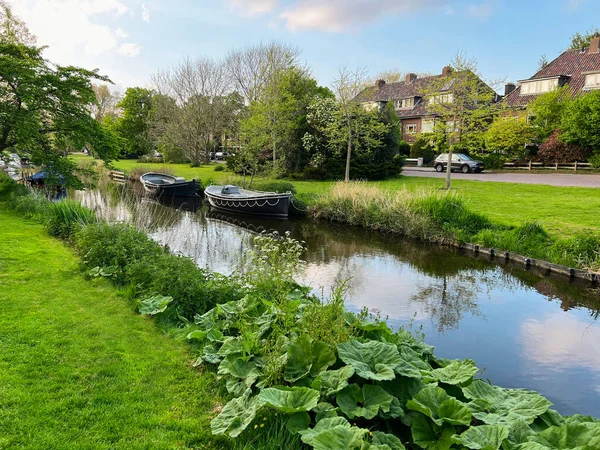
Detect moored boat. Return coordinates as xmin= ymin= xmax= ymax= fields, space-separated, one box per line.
xmin=140 ymin=172 xmax=199 ymax=197
xmin=204 ymin=185 xmax=293 ymax=218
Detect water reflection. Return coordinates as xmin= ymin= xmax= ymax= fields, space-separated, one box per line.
xmin=71 ymin=187 xmax=600 ymax=417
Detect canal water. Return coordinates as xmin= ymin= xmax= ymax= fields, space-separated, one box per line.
xmin=74 ymin=187 xmax=600 ymax=417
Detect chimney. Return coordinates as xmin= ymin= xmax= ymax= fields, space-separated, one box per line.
xmin=591 ymin=33 xmax=600 ymax=54
xmin=405 ymin=73 xmax=417 ymax=84
xmin=504 ymin=83 xmax=516 ymax=96
xmin=442 ymin=66 xmax=452 ymax=77
xmin=375 ymin=79 xmax=386 ymax=90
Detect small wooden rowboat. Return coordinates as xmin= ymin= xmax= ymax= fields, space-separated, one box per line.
xmin=140 ymin=172 xmax=199 ymax=197
xmin=204 ymin=185 xmax=293 ymax=218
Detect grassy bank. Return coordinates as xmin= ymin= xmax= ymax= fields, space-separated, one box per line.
xmin=0 ymin=206 xmax=228 ymax=449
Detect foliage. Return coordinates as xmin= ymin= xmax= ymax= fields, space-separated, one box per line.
xmin=44 ymin=199 xmax=97 ymax=239
xmin=527 ymin=87 xmax=572 ymax=141
xmin=0 ymin=41 xmax=120 ymax=185
xmin=560 ymin=89 xmax=600 ymax=152
xmin=569 ymin=28 xmax=600 ymax=49
xmin=398 ymin=140 xmax=411 ymax=156
xmin=589 ymin=153 xmax=600 ymax=169
xmin=0 ymin=0 xmax=35 ymax=45
xmin=536 ymin=130 xmax=591 ymax=163
xmin=411 ymin=138 xmax=436 ymax=164
xmin=484 ymin=118 xmax=535 ymax=160
xmin=112 ymin=87 xmax=155 ymax=157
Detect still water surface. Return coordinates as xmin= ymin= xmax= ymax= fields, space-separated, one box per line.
xmin=75 ymin=188 xmax=600 ymax=417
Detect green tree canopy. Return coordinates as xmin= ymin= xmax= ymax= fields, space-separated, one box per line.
xmin=484 ymin=118 xmax=534 ymax=159
xmin=0 ymin=41 xmax=120 ymax=183
xmin=560 ymin=89 xmax=600 ymax=152
xmin=113 ymin=87 xmax=155 ymax=157
xmin=527 ymin=86 xmax=571 ymax=141
xmin=569 ymin=28 xmax=600 ymax=49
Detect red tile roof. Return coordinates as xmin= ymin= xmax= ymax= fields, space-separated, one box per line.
xmin=505 ymin=47 xmax=600 ymax=108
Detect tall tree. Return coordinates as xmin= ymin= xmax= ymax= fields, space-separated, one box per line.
xmin=0 ymin=41 xmax=119 ymax=184
xmin=90 ymin=84 xmax=121 ymax=122
xmin=226 ymin=41 xmax=301 ymax=104
xmin=527 ymin=86 xmax=571 ymax=141
xmin=537 ymin=54 xmax=549 ymax=72
xmin=331 ymin=65 xmax=369 ymax=182
xmin=560 ymin=89 xmax=600 ymax=152
xmin=153 ymin=57 xmax=242 ymax=165
xmin=0 ymin=0 xmax=35 ymax=45
xmin=484 ymin=117 xmax=534 ymax=160
xmin=424 ymin=51 xmax=497 ymax=189
xmin=569 ymin=28 xmax=600 ymax=49
xmin=113 ymin=87 xmax=154 ymax=157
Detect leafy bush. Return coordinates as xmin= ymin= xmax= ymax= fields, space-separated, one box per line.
xmin=74 ymin=222 xmax=165 ymax=284
xmin=0 ymin=173 xmax=27 ymax=198
xmin=9 ymin=189 xmax=50 ymax=219
xmin=398 ymin=140 xmax=411 ymax=156
xmin=44 ymin=200 xmax=97 ymax=239
xmin=214 ymin=164 xmax=225 ymax=172
xmin=589 ymin=153 xmax=600 ymax=169
xmin=410 ymin=138 xmax=435 ymax=164
xmin=537 ymin=130 xmax=591 ymax=163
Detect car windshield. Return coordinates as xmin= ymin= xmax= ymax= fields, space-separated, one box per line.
xmin=456 ymin=154 xmax=472 ymax=161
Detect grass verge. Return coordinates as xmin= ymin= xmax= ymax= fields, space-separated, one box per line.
xmin=0 ymin=205 xmax=228 ymax=449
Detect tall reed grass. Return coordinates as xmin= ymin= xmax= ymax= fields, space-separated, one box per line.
xmin=127 ymin=166 xmax=176 ymax=182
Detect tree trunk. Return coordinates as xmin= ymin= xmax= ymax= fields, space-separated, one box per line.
xmin=445 ymin=146 xmax=453 ymax=190
xmin=345 ymin=130 xmax=352 ymax=183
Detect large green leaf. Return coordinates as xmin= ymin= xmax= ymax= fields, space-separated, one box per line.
xmin=380 ymin=375 xmax=425 ymax=407
xmin=286 ymin=411 xmax=311 ymax=433
xmin=312 ymin=365 xmax=355 ymax=396
xmin=218 ymin=354 xmax=260 ymax=380
xmin=406 ymin=385 xmax=472 ymax=426
xmin=337 ymin=340 xmax=402 ymax=381
xmin=284 ymin=334 xmax=336 ymax=382
xmin=463 ymin=380 xmax=551 ymax=425
xmin=210 ymin=390 xmax=261 ymax=438
xmin=452 ymin=424 xmax=509 ymax=450
xmin=258 ymin=386 xmax=320 ymax=414
xmin=371 ymin=431 xmax=406 ymax=450
xmin=395 ymin=347 xmax=431 ymax=379
xmin=138 ymin=295 xmax=173 ymax=315
xmin=411 ymin=414 xmax=456 ymax=450
xmin=524 ymin=421 xmax=600 ymax=449
xmin=299 ymin=417 xmax=368 ymax=450
xmin=425 ymin=359 xmax=479 ymax=385
xmin=336 ymin=384 xmax=394 ymax=420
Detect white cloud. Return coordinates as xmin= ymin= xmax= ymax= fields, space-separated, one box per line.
xmin=141 ymin=2 xmax=150 ymax=22
xmin=115 ymin=28 xmax=129 ymax=39
xmin=118 ymin=42 xmax=141 ymax=57
xmin=279 ymin=0 xmax=446 ymax=32
xmin=229 ymin=0 xmax=279 ymax=17
xmin=9 ymin=0 xmax=139 ymax=60
xmin=465 ymin=1 xmax=494 ymax=20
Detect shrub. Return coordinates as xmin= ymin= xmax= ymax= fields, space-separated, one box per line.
xmin=410 ymin=138 xmax=435 ymax=163
xmin=9 ymin=189 xmax=49 ymax=219
xmin=74 ymin=222 xmax=165 ymax=284
xmin=44 ymin=200 xmax=97 ymax=239
xmin=589 ymin=153 xmax=600 ymax=169
xmin=537 ymin=130 xmax=591 ymax=163
xmin=484 ymin=118 xmax=535 ymax=160
xmin=398 ymin=140 xmax=411 ymax=156
xmin=214 ymin=164 xmax=225 ymax=172
xmin=0 ymin=173 xmax=27 ymax=199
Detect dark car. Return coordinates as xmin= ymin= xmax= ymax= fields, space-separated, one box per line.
xmin=433 ymin=153 xmax=484 ymax=173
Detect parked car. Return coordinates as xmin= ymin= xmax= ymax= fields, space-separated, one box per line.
xmin=434 ymin=153 xmax=484 ymax=173
xmin=215 ymin=151 xmax=224 ymax=159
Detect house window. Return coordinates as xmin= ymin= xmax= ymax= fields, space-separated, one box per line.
xmin=421 ymin=119 xmax=434 ymax=133
xmin=405 ymin=124 xmax=417 ymax=134
xmin=520 ymin=78 xmax=559 ymax=95
xmin=429 ymin=93 xmax=453 ymax=104
xmin=395 ymin=98 xmax=415 ymax=109
xmin=585 ymin=73 xmax=600 ymax=89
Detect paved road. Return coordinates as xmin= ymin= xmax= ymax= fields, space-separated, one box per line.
xmin=403 ymin=167 xmax=600 ymax=188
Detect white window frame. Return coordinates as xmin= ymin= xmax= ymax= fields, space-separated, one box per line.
xmin=405 ymin=124 xmax=417 ymax=134
xmin=585 ymin=73 xmax=600 ymax=89
xmin=520 ymin=78 xmax=559 ymax=95
xmin=421 ymin=119 xmax=434 ymax=133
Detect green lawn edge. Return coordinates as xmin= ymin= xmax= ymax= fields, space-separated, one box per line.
xmin=0 ymin=205 xmax=228 ymax=450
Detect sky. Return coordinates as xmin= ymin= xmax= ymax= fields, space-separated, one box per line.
xmin=8 ymin=0 xmax=600 ymax=93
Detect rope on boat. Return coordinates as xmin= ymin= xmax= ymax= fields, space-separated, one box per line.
xmin=210 ymin=196 xmax=281 ymax=208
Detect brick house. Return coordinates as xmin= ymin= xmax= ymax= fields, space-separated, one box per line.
xmin=504 ymin=33 xmax=600 ymax=110
xmin=357 ymin=67 xmax=497 ymax=143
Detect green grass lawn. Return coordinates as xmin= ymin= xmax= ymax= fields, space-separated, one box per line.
xmin=71 ymin=154 xmax=600 ymax=235
xmin=0 ymin=206 xmax=228 ymax=449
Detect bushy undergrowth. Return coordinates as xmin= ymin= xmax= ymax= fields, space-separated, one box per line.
xmin=313 ymin=182 xmax=600 ymax=271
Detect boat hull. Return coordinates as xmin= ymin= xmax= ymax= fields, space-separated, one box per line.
xmin=205 ymin=188 xmax=292 ymax=218
xmin=140 ymin=173 xmax=199 ymax=197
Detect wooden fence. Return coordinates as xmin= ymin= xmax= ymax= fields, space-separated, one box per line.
xmin=503 ymin=161 xmax=592 ymax=171
xmin=109 ymin=170 xmax=127 ymax=184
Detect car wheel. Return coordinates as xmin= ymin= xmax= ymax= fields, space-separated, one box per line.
xmin=461 ymin=164 xmax=470 ymax=174
xmin=435 ymin=164 xmax=444 ymax=172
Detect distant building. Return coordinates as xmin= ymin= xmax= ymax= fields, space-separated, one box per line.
xmin=505 ymin=33 xmax=600 ymax=110
xmin=356 ymin=67 xmax=498 ymax=143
